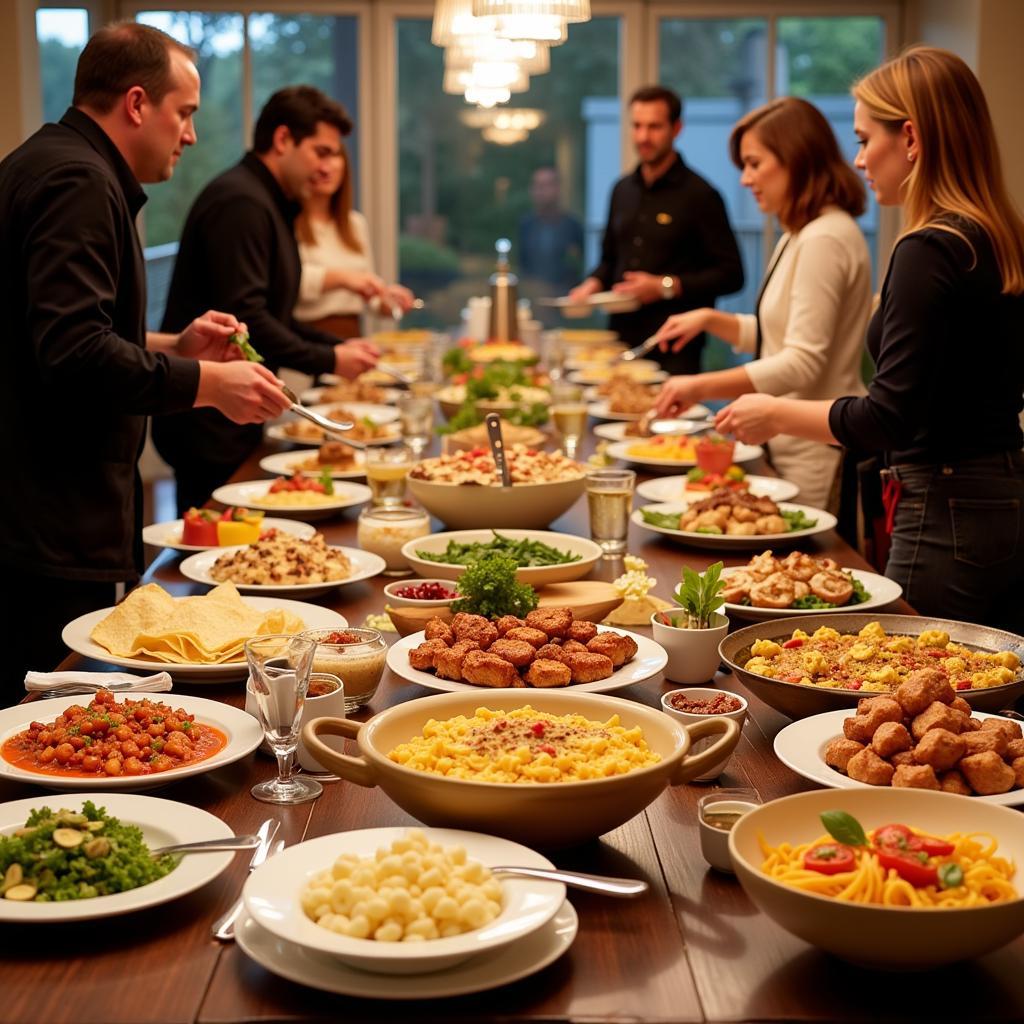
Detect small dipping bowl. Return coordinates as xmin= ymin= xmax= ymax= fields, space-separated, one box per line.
xmin=697 ymin=788 xmax=762 ymax=873
xmin=382 ymin=578 xmax=460 ymax=609
xmin=660 ymin=687 xmax=748 ymax=781
xmin=301 ymin=627 xmax=388 ymax=712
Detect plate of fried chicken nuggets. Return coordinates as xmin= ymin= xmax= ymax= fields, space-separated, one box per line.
xmin=773 ymin=667 xmax=1024 ymax=806
xmin=388 ymin=607 xmax=668 ymax=695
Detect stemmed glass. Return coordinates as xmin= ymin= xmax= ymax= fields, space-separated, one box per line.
xmin=245 ymin=634 xmax=321 ymax=805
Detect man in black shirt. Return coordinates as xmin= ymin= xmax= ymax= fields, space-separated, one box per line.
xmin=153 ymin=87 xmax=380 ymax=513
xmin=0 ymin=22 xmax=291 ymax=689
xmin=568 ymin=85 xmax=743 ymax=373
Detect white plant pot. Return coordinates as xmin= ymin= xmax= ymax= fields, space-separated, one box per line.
xmin=650 ymin=610 xmax=729 ymax=686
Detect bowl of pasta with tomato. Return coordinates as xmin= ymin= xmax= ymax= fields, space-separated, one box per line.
xmin=729 ymin=787 xmax=1024 ymax=969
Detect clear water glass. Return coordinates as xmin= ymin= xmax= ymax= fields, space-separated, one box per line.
xmin=364 ymin=444 xmax=414 ymax=506
xmin=585 ymin=468 xmax=636 ymax=555
xmin=397 ymin=393 xmax=435 ymax=457
xmin=245 ymin=634 xmax=321 ymax=805
xmin=549 ymin=382 xmax=586 ymax=461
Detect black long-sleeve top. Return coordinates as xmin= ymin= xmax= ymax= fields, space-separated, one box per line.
xmin=829 ymin=220 xmax=1024 ymax=464
xmin=153 ymin=153 xmax=338 ymax=472
xmin=0 ymin=108 xmax=199 ymax=579
xmin=589 ymin=153 xmax=744 ymax=368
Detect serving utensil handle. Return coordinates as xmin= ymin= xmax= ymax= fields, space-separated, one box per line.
xmin=302 ymin=717 xmax=376 ymax=786
xmin=670 ymin=716 xmax=741 ymax=786
xmin=485 ymin=413 xmax=512 ymax=487
xmin=491 ymin=865 xmax=648 ymax=897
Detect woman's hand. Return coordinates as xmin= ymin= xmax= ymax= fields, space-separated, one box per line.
xmin=654 ymin=375 xmax=704 ymax=418
xmin=177 ymin=311 xmax=248 ymax=360
xmin=333 ymin=337 xmax=380 ymax=379
xmin=379 ymin=284 xmax=416 ymax=315
xmin=715 ymin=394 xmax=782 ymax=444
xmin=195 ymin=361 xmax=291 ymax=424
xmin=652 ymin=309 xmax=710 ymax=353
xmin=346 ymin=271 xmax=388 ymax=301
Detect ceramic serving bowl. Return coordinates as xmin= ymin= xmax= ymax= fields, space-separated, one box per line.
xmin=382 ymin=579 xmax=460 ymax=610
xmin=720 ymin=613 xmax=1024 ymax=720
xmin=730 ymin=787 xmax=1024 ymax=969
xmin=303 ymin=690 xmax=740 ymax=848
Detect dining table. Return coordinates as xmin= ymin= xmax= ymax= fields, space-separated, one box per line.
xmin=2 ymin=426 xmax=1023 ymax=1024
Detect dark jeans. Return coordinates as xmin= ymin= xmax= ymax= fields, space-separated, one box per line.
xmin=886 ymin=451 xmax=1024 ymax=632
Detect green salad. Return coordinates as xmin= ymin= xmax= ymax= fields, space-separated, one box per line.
xmin=0 ymin=801 xmax=177 ymax=903
xmin=417 ymin=530 xmax=581 ymax=567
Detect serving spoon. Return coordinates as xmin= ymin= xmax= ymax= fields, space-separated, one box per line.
xmin=279 ymin=383 xmax=375 ymax=448
xmin=490 ymin=865 xmax=648 ymax=898
xmin=619 ymin=334 xmax=661 ymax=363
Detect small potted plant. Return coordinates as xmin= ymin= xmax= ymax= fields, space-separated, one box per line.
xmin=651 ymin=561 xmax=729 ymax=685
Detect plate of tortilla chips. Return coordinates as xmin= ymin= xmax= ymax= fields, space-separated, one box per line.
xmin=61 ymin=583 xmax=347 ymax=681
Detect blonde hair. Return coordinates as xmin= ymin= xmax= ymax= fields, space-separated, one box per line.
xmin=853 ymin=45 xmax=1024 ymax=294
xmin=295 ymin=138 xmax=363 ymax=254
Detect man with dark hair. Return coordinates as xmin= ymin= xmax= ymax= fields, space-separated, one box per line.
xmin=153 ymin=85 xmax=380 ymax=512
xmin=568 ymin=84 xmax=744 ymax=373
xmin=0 ymin=21 xmax=291 ymax=688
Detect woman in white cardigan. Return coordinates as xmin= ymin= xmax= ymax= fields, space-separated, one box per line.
xmin=652 ymin=97 xmax=871 ymax=509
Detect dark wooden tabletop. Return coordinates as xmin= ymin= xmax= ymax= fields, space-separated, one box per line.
xmin=3 ymin=430 xmax=1023 ymax=1024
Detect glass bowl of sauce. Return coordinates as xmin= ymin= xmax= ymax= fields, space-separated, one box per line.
xmin=301 ymin=628 xmax=387 ymax=711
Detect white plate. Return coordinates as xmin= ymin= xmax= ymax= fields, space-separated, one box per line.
xmin=258 ymin=450 xmax=366 ymax=481
xmin=592 ymin=412 xmax=711 ymax=439
xmin=403 ymin=530 xmax=602 ymax=587
xmin=568 ymin=368 xmax=668 ymax=387
xmin=299 ymin=386 xmax=402 ymax=406
xmin=179 ymin=546 xmax=386 ymax=598
xmin=541 ymin=290 xmax=641 ymax=317
xmin=774 ymin=708 xmax=1024 ymax=806
xmin=211 ymin=480 xmax=373 ymax=519
xmin=633 ymin=501 xmax=838 ymax=550
xmin=388 ymin=626 xmax=667 ymax=696
xmin=0 ymin=793 xmax=234 ymax=922
xmin=244 ymin=828 xmax=564 ymax=974
xmin=61 ymin=598 xmax=347 ymax=681
xmin=636 ymin=474 xmax=800 ymax=504
xmin=586 ymin=400 xmax=654 ymax=423
xmin=607 ymin=439 xmax=764 ymax=468
xmin=720 ymin=567 xmax=903 ymax=620
xmin=141 ymin=517 xmax=316 ymax=553
xmin=236 ymin=900 xmax=577 ymax=999
xmin=0 ymin=694 xmax=263 ymax=791
xmin=266 ymin=402 xmax=401 ymax=447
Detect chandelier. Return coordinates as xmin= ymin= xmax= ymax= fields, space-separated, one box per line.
xmin=470 ymin=1 xmax=590 ymax=19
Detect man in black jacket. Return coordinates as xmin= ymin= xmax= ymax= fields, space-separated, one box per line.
xmin=0 ymin=22 xmax=291 ymax=688
xmin=568 ymin=85 xmax=744 ymax=374
xmin=153 ymin=87 xmax=380 ymax=513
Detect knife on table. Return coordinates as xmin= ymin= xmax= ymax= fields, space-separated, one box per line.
xmin=211 ymin=818 xmax=280 ymax=942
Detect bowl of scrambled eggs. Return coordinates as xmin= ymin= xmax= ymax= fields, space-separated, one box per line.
xmin=302 ymin=690 xmax=740 ymax=847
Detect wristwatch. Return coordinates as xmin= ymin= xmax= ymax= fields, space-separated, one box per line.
xmin=661 ymin=275 xmax=676 ymax=300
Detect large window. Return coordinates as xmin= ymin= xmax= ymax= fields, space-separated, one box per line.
xmin=36 ymin=7 xmax=89 ymax=124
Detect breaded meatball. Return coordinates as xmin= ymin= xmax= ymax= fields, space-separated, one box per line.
xmin=911 ymin=701 xmax=966 ymax=741
xmin=461 ymin=650 xmax=520 ymax=688
xmin=824 ymin=737 xmax=865 ymax=773
xmin=940 ymin=769 xmax=973 ymax=796
xmin=890 ymin=750 xmax=917 ymax=768
xmin=535 ymin=643 xmax=565 ymax=663
xmin=451 ymin=613 xmax=498 ymax=649
xmin=981 ymin=718 xmax=1023 ymax=741
xmin=487 ymin=638 xmax=536 ymax=668
xmin=566 ymin=620 xmax=599 ymax=643
xmin=959 ymin=750 xmax=1017 ymax=795
xmin=525 ymin=607 xmax=573 ymax=639
xmin=846 ymin=748 xmax=896 ymax=786
xmin=433 ymin=640 xmax=479 ymax=681
xmin=961 ymin=716 xmax=983 ymax=732
xmin=561 ymin=639 xmax=589 ymax=656
xmin=913 ymin=728 xmax=966 ymax=771
xmin=894 ymin=667 xmax=955 ymax=716
xmin=1006 ymin=739 xmax=1024 ymax=760
xmin=843 ymin=697 xmax=903 ymax=743
xmin=949 ymin=696 xmax=972 ymax=716
xmin=892 ymin=763 xmax=941 ymax=790
xmin=1013 ymin=756 xmax=1024 ymax=788
xmin=962 ymin=728 xmax=1009 ymax=758
xmin=563 ymin=651 xmax=615 ymax=684
xmin=586 ymin=633 xmax=633 ymax=668
xmin=494 ymin=615 xmax=526 ymax=637
xmin=424 ymin=617 xmax=454 ymax=644
xmin=504 ymin=626 xmax=550 ymax=649
xmin=871 ymin=721 xmax=913 ymax=759
xmin=409 ymin=638 xmax=448 ymax=671
xmin=524 ymin=658 xmax=572 ymax=688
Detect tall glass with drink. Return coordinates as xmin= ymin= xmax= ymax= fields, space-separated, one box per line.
xmin=364 ymin=444 xmax=413 ymax=506
xmin=550 ymin=383 xmax=587 ymax=461
xmin=585 ymin=468 xmax=636 ymax=555
xmin=397 ymin=393 xmax=435 ymax=457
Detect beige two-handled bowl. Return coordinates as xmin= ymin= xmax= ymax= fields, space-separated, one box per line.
xmin=303 ymin=690 xmax=740 ymax=848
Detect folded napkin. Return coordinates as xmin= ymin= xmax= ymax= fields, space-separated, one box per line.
xmin=24 ymin=670 xmax=173 ymax=694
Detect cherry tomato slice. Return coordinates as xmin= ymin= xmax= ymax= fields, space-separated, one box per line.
xmin=803 ymin=843 xmax=857 ymax=875
xmin=876 ymin=849 xmax=938 ymax=888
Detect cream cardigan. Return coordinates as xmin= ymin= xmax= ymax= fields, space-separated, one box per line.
xmin=295 ymin=210 xmax=374 ymax=321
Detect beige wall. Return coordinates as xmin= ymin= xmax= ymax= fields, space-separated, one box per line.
xmin=0 ymin=0 xmax=41 ymax=158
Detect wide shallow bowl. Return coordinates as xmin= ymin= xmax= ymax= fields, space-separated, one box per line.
xmin=435 ymin=385 xmax=550 ymax=422
xmin=303 ymin=690 xmax=740 ymax=848
xmin=211 ymin=480 xmax=372 ymax=521
xmin=720 ymin=613 xmax=1024 ymax=719
xmin=243 ymin=827 xmax=564 ymax=975
xmin=730 ymin=787 xmax=1024 ymax=969
xmin=406 ymin=476 xmax=585 ymax=531
xmin=402 ymin=529 xmax=602 ymax=587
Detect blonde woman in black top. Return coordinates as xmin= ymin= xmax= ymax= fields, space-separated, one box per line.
xmin=715 ymin=46 xmax=1024 ymax=629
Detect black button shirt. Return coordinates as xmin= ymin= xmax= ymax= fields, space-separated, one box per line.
xmin=589 ymin=153 xmax=744 ymax=371
xmin=0 ymin=108 xmax=199 ymax=580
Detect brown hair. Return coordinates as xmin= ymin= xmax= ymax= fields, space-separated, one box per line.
xmin=853 ymin=45 xmax=1024 ymax=294
xmin=252 ymin=85 xmax=352 ymax=153
xmin=73 ymin=21 xmax=195 ymax=114
xmin=729 ymin=97 xmax=865 ymax=231
xmin=629 ymin=85 xmax=682 ymax=124
xmin=295 ymin=138 xmax=363 ymax=254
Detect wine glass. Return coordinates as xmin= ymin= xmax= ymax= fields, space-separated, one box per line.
xmin=245 ymin=634 xmax=321 ymax=805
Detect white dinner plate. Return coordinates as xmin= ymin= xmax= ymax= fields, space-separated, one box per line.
xmin=586 ymin=400 xmax=656 ymax=423
xmin=0 ymin=793 xmax=234 ymax=922
xmin=211 ymin=480 xmax=372 ymax=520
xmin=266 ymin=401 xmax=401 ymax=447
xmin=633 ymin=501 xmax=838 ymax=550
xmin=387 ymin=626 xmax=667 ymax=696
xmin=591 ymin=412 xmax=711 ymax=440
xmin=258 ymin=450 xmax=367 ymax=481
xmin=607 ymin=439 xmax=763 ymax=468
xmin=0 ymin=694 xmax=263 ymax=791
xmin=299 ymin=386 xmax=402 ymax=406
xmin=774 ymin=708 xmax=1024 ymax=807
xmin=719 ymin=566 xmax=903 ymax=620
xmin=541 ymin=290 xmax=641 ymax=317
xmin=568 ymin=368 xmax=668 ymax=387
xmin=61 ymin=598 xmax=347 ymax=681
xmin=236 ymin=900 xmax=577 ymax=999
xmin=636 ymin=474 xmax=800 ymax=504
xmin=141 ymin=517 xmax=316 ymax=553
xmin=179 ymin=546 xmax=386 ymax=598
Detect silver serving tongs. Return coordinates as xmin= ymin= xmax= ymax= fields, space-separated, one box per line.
xmin=485 ymin=412 xmax=512 ymax=487
xmin=620 ymin=334 xmax=661 ymax=362
xmin=280 ymin=383 xmax=369 ymax=447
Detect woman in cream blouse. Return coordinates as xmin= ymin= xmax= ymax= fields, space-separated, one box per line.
xmin=294 ymin=138 xmax=415 ymax=338
xmin=652 ymin=97 xmax=870 ymax=509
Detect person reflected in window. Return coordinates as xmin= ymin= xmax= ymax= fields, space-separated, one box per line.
xmin=567 ymin=85 xmax=744 ymax=372
xmin=294 ymin=137 xmax=415 ymax=340
xmin=713 ymin=47 xmax=1024 ymax=629
xmin=652 ymin=98 xmax=872 ymax=510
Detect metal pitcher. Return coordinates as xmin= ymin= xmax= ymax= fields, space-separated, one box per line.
xmin=487 ymin=237 xmax=520 ymax=342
